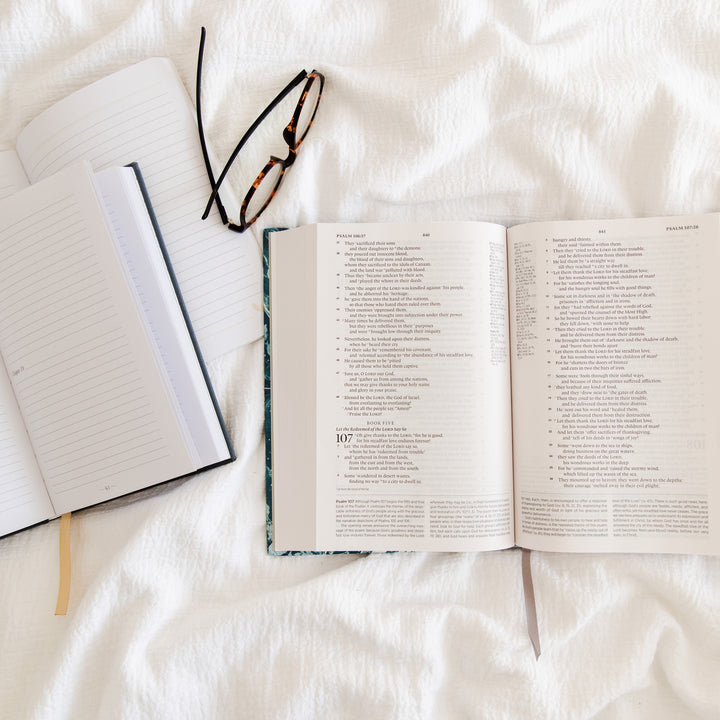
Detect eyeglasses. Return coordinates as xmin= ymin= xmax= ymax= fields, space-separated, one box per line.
xmin=195 ymin=27 xmax=325 ymax=233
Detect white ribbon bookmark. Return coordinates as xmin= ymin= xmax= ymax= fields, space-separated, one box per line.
xmin=521 ymin=548 xmax=541 ymax=659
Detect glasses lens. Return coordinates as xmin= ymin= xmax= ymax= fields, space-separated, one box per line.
xmin=295 ymin=75 xmax=323 ymax=146
xmin=244 ymin=161 xmax=284 ymax=224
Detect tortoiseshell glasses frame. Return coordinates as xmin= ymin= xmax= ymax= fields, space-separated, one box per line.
xmin=195 ymin=27 xmax=325 ymax=232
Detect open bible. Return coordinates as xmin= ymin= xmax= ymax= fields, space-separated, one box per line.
xmin=264 ymin=219 xmax=720 ymax=555
xmin=0 ymin=162 xmax=234 ymax=538
xmin=0 ymin=57 xmax=262 ymax=361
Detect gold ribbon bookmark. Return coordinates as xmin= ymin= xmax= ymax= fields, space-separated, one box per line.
xmin=54 ymin=512 xmax=72 ymax=615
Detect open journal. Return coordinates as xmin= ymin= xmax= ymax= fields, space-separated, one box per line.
xmin=0 ymin=162 xmax=234 ymax=538
xmin=0 ymin=57 xmax=262 ymax=361
xmin=264 ymin=219 xmax=720 ymax=555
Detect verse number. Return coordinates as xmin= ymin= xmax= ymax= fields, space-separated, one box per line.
xmin=336 ymin=432 xmax=353 ymax=444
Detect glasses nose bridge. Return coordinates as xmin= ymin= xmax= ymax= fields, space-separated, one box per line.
xmin=275 ymin=145 xmax=297 ymax=168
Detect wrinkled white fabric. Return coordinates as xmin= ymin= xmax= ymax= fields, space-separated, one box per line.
xmin=1 ymin=2 xmax=719 ymax=718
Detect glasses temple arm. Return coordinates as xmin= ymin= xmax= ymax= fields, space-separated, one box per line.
xmin=201 ymin=68 xmax=309 ymax=220
xmin=196 ymin=27 xmax=229 ymax=224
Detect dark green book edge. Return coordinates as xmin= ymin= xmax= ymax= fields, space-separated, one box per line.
xmin=263 ymin=228 xmax=299 ymax=555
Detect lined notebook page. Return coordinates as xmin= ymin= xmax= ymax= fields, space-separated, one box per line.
xmin=15 ymin=58 xmax=262 ymax=361
xmin=0 ymin=367 xmax=53 ymax=536
xmin=0 ymin=150 xmax=29 ymax=201
xmin=96 ymin=165 xmax=231 ymax=466
xmin=0 ymin=163 xmax=196 ymax=515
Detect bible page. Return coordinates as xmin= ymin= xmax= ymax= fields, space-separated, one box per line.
xmin=15 ymin=58 xmax=262 ymax=360
xmin=311 ymin=222 xmax=514 ymax=552
xmin=0 ymin=163 xmax=198 ymax=515
xmin=268 ymin=225 xmax=320 ymax=552
xmin=508 ymin=214 xmax=720 ymax=555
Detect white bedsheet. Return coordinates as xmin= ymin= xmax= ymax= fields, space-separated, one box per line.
xmin=1 ymin=1 xmax=719 ymax=718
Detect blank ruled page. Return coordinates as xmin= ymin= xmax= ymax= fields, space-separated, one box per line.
xmin=0 ymin=367 xmax=53 ymax=536
xmin=0 ymin=163 xmax=196 ymax=515
xmin=15 ymin=58 xmax=262 ymax=360
xmin=0 ymin=150 xmax=29 ymax=200
xmin=96 ymin=166 xmax=231 ymax=467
